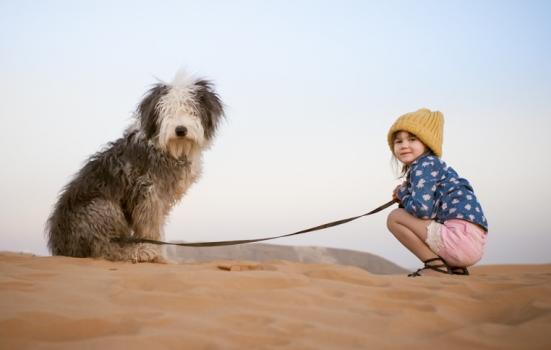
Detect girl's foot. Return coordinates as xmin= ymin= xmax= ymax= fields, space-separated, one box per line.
xmin=408 ymin=257 xmax=469 ymax=277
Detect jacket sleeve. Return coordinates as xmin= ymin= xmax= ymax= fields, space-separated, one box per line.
xmin=396 ymin=159 xmax=442 ymax=219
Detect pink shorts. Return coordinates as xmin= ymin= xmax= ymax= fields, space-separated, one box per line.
xmin=425 ymin=219 xmax=487 ymax=267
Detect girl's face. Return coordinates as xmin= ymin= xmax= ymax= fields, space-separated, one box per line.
xmin=393 ymin=131 xmax=427 ymax=165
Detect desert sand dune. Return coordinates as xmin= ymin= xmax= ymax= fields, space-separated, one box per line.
xmin=1 ymin=252 xmax=550 ymax=350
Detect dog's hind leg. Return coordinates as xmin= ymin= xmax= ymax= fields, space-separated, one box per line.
xmin=50 ymin=198 xmax=136 ymax=261
xmin=79 ymin=199 xmax=139 ymax=262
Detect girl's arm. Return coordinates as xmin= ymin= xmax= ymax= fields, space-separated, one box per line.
xmin=396 ymin=159 xmax=442 ymax=219
xmin=392 ymin=185 xmax=402 ymax=201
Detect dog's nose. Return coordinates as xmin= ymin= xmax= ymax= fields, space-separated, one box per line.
xmin=175 ymin=126 xmax=188 ymax=137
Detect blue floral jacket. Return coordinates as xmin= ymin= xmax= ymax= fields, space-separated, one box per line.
xmin=397 ymin=154 xmax=488 ymax=231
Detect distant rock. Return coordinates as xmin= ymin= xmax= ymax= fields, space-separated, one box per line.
xmin=166 ymin=243 xmax=407 ymax=275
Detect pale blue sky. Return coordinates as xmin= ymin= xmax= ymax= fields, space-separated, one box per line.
xmin=1 ymin=0 xmax=550 ymax=268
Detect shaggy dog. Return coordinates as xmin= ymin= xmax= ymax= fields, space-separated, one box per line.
xmin=46 ymin=71 xmax=224 ymax=262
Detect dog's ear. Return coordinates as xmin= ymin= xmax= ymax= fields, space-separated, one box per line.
xmin=195 ymin=80 xmax=224 ymax=140
xmin=138 ymin=84 xmax=169 ymax=139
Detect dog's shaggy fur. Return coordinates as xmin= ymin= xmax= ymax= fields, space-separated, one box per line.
xmin=46 ymin=71 xmax=224 ymax=262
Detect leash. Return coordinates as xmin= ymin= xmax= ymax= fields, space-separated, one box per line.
xmin=112 ymin=199 xmax=398 ymax=247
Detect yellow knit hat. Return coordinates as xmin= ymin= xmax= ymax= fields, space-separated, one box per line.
xmin=387 ymin=108 xmax=444 ymax=157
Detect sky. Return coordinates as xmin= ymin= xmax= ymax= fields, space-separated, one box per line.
xmin=1 ymin=0 xmax=550 ymax=268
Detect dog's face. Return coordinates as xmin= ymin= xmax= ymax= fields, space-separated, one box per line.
xmin=137 ymin=72 xmax=224 ymax=159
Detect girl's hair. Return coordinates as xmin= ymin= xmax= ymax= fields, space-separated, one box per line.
xmin=391 ymin=155 xmax=409 ymax=178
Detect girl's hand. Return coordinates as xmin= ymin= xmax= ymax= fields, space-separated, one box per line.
xmin=392 ymin=184 xmax=402 ymax=202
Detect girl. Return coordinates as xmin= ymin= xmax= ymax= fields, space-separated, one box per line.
xmin=386 ymin=108 xmax=488 ymax=277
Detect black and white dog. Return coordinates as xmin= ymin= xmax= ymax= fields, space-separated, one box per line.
xmin=46 ymin=71 xmax=224 ymax=262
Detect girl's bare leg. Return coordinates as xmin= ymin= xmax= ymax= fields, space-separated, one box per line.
xmin=386 ymin=208 xmax=438 ymax=262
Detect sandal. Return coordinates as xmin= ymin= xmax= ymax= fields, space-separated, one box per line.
xmin=408 ymin=257 xmax=452 ymax=277
xmin=449 ymin=266 xmax=470 ymax=275
xmin=408 ymin=257 xmax=471 ymax=277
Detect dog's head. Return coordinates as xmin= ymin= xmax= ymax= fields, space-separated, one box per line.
xmin=136 ymin=71 xmax=224 ymax=159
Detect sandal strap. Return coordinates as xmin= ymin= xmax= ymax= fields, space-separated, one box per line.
xmin=408 ymin=268 xmax=423 ymax=277
xmin=408 ymin=265 xmax=450 ymax=277
xmin=423 ymin=257 xmax=444 ymax=264
xmin=449 ymin=266 xmax=470 ymax=275
xmin=424 ymin=264 xmax=452 ymax=274
xmin=424 ymin=257 xmax=452 ymax=274
xmin=408 ymin=257 xmax=453 ymax=277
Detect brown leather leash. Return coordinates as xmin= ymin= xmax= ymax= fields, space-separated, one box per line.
xmin=112 ymin=199 xmax=398 ymax=247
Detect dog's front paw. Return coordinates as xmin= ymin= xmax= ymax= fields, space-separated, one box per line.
xmin=150 ymin=255 xmax=170 ymax=264
xmin=132 ymin=244 xmax=164 ymax=263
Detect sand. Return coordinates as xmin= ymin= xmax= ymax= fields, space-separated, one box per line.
xmin=1 ymin=252 xmax=550 ymax=350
